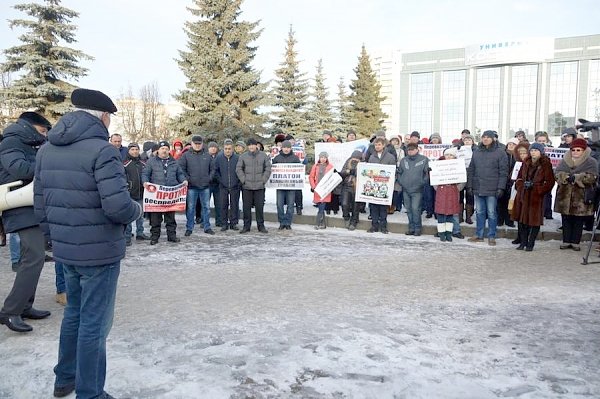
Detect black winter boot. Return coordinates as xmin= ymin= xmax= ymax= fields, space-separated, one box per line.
xmin=516 ymin=224 xmax=529 ymax=250
xmin=526 ymin=226 xmax=540 ymax=251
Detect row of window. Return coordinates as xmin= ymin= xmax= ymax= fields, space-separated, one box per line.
xmin=408 ymin=60 xmax=600 ymax=141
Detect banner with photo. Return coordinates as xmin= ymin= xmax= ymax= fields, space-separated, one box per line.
xmin=314 ymin=168 xmax=343 ymax=199
xmin=266 ymin=164 xmax=306 ymax=189
xmin=355 ymin=163 xmax=396 ymax=206
xmin=314 ymin=139 xmax=370 ymax=170
xmin=544 ymin=147 xmax=568 ymax=169
xmin=143 ymin=182 xmax=188 ymax=212
xmin=429 ymin=159 xmax=467 ymax=186
xmin=418 ymin=144 xmax=452 ymax=161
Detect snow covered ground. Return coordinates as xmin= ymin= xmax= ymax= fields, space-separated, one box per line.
xmin=1 ymin=210 xmax=600 ymax=398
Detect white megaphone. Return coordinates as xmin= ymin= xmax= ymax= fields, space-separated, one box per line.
xmin=0 ymin=180 xmax=34 ymax=214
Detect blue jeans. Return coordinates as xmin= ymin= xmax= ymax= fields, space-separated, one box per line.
xmin=125 ymin=199 xmax=145 ymax=238
xmin=186 ymin=187 xmax=211 ymax=231
xmin=475 ymin=195 xmax=498 ymax=238
xmin=276 ymin=190 xmax=296 ymax=226
xmin=55 ymin=262 xmax=65 ymax=294
xmin=10 ymin=233 xmax=20 ymax=264
xmin=54 ymin=262 xmax=120 ymax=399
xmin=452 ymin=214 xmax=461 ymax=235
xmin=403 ymin=191 xmax=423 ymax=233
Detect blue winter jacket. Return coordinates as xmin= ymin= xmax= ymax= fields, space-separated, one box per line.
xmin=0 ymin=118 xmax=46 ymax=233
xmin=214 ymin=152 xmax=240 ymax=189
xmin=34 ymin=111 xmax=143 ymax=266
xmin=142 ymin=155 xmax=186 ymax=186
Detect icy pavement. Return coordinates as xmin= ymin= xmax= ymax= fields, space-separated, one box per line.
xmin=1 ymin=221 xmax=600 ymax=399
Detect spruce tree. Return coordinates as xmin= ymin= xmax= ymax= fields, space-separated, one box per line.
xmin=1 ymin=0 xmax=92 ymax=120
xmin=305 ymin=59 xmax=334 ymax=140
xmin=348 ymin=45 xmax=387 ymax=138
xmin=335 ymin=77 xmax=354 ymax=132
xmin=272 ymin=26 xmax=309 ymax=135
xmin=174 ymin=0 xmax=268 ymax=140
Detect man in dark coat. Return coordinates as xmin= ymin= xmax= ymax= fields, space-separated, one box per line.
xmin=236 ymin=137 xmax=271 ymax=233
xmin=178 ymin=135 xmax=215 ymax=236
xmin=272 ymin=140 xmax=301 ymax=230
xmin=367 ymin=137 xmax=397 ymax=234
xmin=0 ymin=112 xmax=52 ymax=333
xmin=34 ymin=89 xmax=143 ymax=399
xmin=214 ymin=139 xmax=241 ymax=231
xmin=143 ymin=140 xmax=187 ymax=244
xmin=124 ymin=142 xmax=149 ymax=245
xmin=109 ymin=133 xmax=128 ymax=160
xmin=467 ymin=130 xmax=509 ymax=246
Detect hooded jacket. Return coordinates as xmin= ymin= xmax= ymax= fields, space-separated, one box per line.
xmin=467 ymin=141 xmax=509 ymax=196
xmin=34 ymin=111 xmax=142 ymax=266
xmin=397 ymin=153 xmax=429 ymax=193
xmin=0 ymin=118 xmax=47 ymax=233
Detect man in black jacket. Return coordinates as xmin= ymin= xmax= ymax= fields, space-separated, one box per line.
xmin=272 ymin=140 xmax=301 ymax=230
xmin=124 ymin=143 xmax=149 ymax=245
xmin=214 ymin=139 xmax=241 ymax=231
xmin=178 ymin=135 xmax=215 ymax=236
xmin=0 ymin=112 xmax=52 ymax=333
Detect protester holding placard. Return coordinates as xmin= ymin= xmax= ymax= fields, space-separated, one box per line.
xmin=309 ymin=152 xmax=334 ymax=230
xmin=511 ymin=143 xmax=555 ymax=251
xmin=272 ymin=140 xmax=301 ymax=230
xmin=459 ymin=134 xmax=476 ymax=224
xmin=397 ymin=143 xmax=429 ymax=236
xmin=534 ymin=131 xmax=556 ymax=220
xmin=143 ymin=141 xmax=188 ymax=245
xmin=366 ymin=137 xmax=397 ymax=234
xmin=433 ymin=148 xmax=464 ymax=242
xmin=510 ymin=142 xmax=530 ymax=246
xmin=339 ymin=150 xmax=363 ymax=231
xmin=498 ymin=138 xmax=519 ymax=228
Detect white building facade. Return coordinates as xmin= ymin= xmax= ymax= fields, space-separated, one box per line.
xmin=373 ymin=34 xmax=600 ymax=143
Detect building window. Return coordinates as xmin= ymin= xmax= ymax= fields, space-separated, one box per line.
xmin=441 ymin=70 xmax=466 ymax=142
xmin=509 ymin=65 xmax=538 ymax=137
xmin=547 ymin=61 xmax=578 ymax=135
xmin=587 ymin=60 xmax=600 ymax=122
xmin=475 ymin=67 xmax=501 ymax=134
xmin=409 ymin=72 xmax=433 ymax=134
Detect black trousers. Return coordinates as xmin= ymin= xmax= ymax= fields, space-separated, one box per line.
xmin=220 ymin=186 xmax=240 ymax=226
xmin=294 ymin=190 xmax=303 ymax=210
xmin=150 ymin=212 xmax=177 ymax=239
xmin=1 ymin=226 xmax=45 ymax=315
xmin=561 ymin=214 xmax=586 ymax=244
xmin=242 ymin=189 xmax=265 ymax=228
xmin=369 ymin=204 xmax=388 ymax=230
xmin=326 ymin=193 xmax=340 ymax=213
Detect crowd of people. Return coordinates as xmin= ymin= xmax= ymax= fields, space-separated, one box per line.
xmin=1 ymin=85 xmax=600 ymax=398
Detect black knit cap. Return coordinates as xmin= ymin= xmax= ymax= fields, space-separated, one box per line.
xmin=18 ymin=112 xmax=52 ymax=129
xmin=158 ymin=140 xmax=170 ymax=149
xmin=71 ymin=88 xmax=118 ymax=113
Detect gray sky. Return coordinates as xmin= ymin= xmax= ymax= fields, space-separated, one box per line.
xmin=0 ymin=0 xmax=598 ymax=104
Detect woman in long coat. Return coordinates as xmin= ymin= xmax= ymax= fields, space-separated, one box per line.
xmin=511 ymin=143 xmax=554 ymax=251
xmin=309 ymin=151 xmax=334 ymax=229
xmin=554 ymin=138 xmax=599 ymax=251
xmin=433 ymin=148 xmax=463 ymax=242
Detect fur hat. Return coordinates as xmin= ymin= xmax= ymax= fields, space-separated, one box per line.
xmin=207 ymin=141 xmax=218 ymax=149
xmin=410 ymin=131 xmax=420 ymax=138
xmin=529 ymin=142 xmax=545 ymax=154
xmin=274 ymin=134 xmax=286 ymax=144
xmin=281 ymin=140 xmax=292 ymax=148
xmin=18 ymin=112 xmax=52 ymax=129
xmin=351 ymin=150 xmax=363 ymax=159
xmin=571 ymin=138 xmax=588 ymax=150
xmin=429 ymin=133 xmax=442 ymax=142
xmin=513 ymin=142 xmax=530 ymax=159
